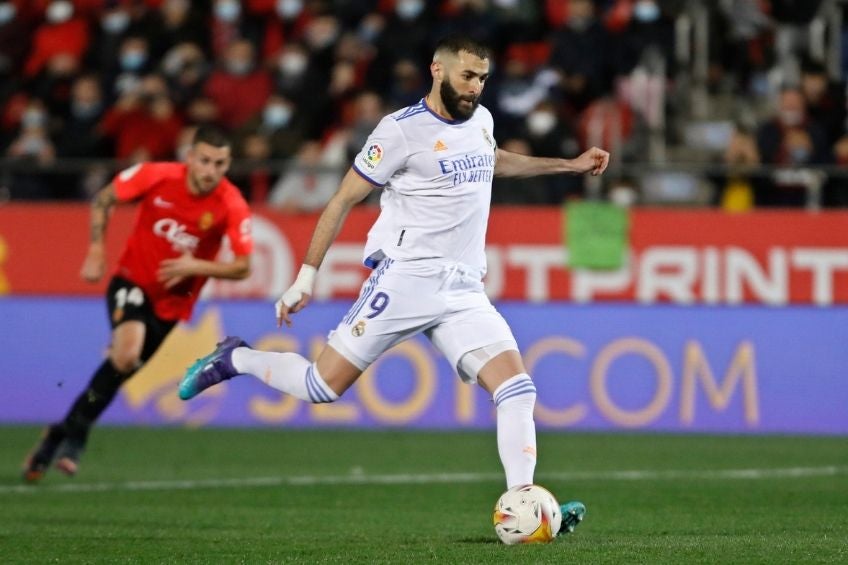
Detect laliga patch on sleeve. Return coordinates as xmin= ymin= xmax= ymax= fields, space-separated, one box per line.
xmin=358 ymin=143 xmax=384 ymax=171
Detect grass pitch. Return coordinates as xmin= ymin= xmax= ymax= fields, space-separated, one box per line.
xmin=1 ymin=427 xmax=846 ymax=563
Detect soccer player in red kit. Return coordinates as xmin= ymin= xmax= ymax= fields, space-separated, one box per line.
xmin=23 ymin=125 xmax=253 ymax=482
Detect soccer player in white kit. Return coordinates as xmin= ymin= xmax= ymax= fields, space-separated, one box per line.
xmin=181 ymin=35 xmax=609 ymax=535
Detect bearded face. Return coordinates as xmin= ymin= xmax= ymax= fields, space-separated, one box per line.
xmin=440 ymin=74 xmax=480 ymax=121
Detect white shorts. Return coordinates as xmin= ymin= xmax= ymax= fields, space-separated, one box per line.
xmin=328 ymin=259 xmax=518 ymax=383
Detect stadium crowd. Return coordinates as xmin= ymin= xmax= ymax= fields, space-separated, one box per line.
xmin=1 ymin=0 xmax=846 ymax=208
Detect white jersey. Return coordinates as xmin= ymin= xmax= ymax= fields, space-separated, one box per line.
xmin=352 ymin=98 xmax=497 ymax=273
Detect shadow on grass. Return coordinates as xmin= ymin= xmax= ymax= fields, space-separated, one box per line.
xmin=457 ymin=536 xmax=499 ymax=544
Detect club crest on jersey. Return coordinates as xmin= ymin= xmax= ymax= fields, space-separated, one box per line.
xmin=482 ymin=128 xmax=494 ymax=148
xmin=361 ymin=143 xmax=383 ymax=171
xmin=198 ymin=211 xmax=214 ymax=231
xmin=351 ymin=320 xmax=366 ymax=337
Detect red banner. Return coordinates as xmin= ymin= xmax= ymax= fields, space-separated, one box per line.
xmin=2 ymin=205 xmax=848 ymax=305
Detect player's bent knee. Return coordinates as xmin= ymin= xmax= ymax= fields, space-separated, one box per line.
xmin=109 ymin=352 xmax=141 ymax=375
xmin=316 ymin=338 xmax=365 ymax=397
xmin=460 ymin=341 xmax=523 ymax=390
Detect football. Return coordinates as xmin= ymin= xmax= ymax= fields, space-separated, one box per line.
xmin=493 ymin=484 xmax=562 ymax=545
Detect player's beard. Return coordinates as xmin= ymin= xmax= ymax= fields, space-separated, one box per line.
xmin=440 ymin=77 xmax=479 ymax=121
xmin=190 ymin=171 xmax=219 ymax=195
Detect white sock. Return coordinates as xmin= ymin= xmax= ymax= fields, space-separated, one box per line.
xmin=231 ymin=348 xmax=338 ymax=403
xmin=492 ymin=373 xmax=537 ymax=488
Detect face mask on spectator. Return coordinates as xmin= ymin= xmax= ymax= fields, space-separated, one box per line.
xmin=121 ymin=50 xmax=148 ymax=71
xmin=789 ymin=146 xmax=811 ymax=163
xmin=527 ymin=111 xmax=557 ymax=136
xmin=214 ymin=0 xmax=241 ymax=22
xmin=263 ymin=104 xmax=292 ymax=128
xmin=279 ymin=53 xmax=307 ymax=77
xmin=633 ymin=1 xmax=660 ymax=23
xmin=276 ymin=0 xmax=303 ymax=19
xmin=0 ymin=2 xmax=17 ymax=24
xmin=396 ymin=0 xmax=424 ymax=21
xmin=102 ymin=11 xmax=130 ymax=34
xmin=358 ymin=20 xmax=381 ymax=43
xmin=22 ymin=108 xmax=47 ymax=129
xmin=226 ymin=58 xmax=252 ymax=76
xmin=46 ymin=1 xmax=74 ymax=24
xmin=72 ymin=101 xmax=102 ymax=120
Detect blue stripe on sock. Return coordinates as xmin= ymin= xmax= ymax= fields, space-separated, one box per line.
xmin=305 ymin=365 xmax=331 ymax=403
xmin=494 ymin=377 xmax=536 ymax=406
xmin=494 ymin=377 xmax=535 ymax=403
xmin=495 ymin=385 xmax=537 ymax=406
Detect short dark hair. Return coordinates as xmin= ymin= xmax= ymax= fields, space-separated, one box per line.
xmin=192 ymin=124 xmax=231 ymax=148
xmin=433 ymin=34 xmax=491 ymax=61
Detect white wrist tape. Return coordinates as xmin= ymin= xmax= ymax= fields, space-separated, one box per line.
xmin=275 ymin=264 xmax=317 ymax=316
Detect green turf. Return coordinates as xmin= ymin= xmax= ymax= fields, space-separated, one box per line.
xmin=1 ymin=427 xmax=846 ymax=563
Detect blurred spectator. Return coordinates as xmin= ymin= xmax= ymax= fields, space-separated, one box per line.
xmin=5 ymin=98 xmax=57 ymax=199
xmin=523 ymin=100 xmax=583 ymax=202
xmin=492 ymin=44 xmax=559 ymax=138
xmin=204 ymin=39 xmax=272 ymax=130
xmin=799 ymin=58 xmax=846 ymax=146
xmin=86 ymin=1 xmax=133 ymax=72
xmin=714 ymin=0 xmax=773 ymax=96
xmin=104 ymin=35 xmax=154 ymax=102
xmin=549 ymin=0 xmax=611 ymax=113
xmin=55 ymin=74 xmax=108 ymax=159
xmin=236 ymin=93 xmax=307 ymax=160
xmin=386 ymin=58 xmax=426 ymax=110
xmin=231 ymin=130 xmax=275 ymax=202
xmin=161 ymin=42 xmax=209 ymax=108
xmin=260 ymin=0 xmax=312 ymax=63
xmin=0 ymin=1 xmax=34 ymax=94
xmin=209 ymin=0 xmax=264 ymax=60
xmin=268 ymin=139 xmax=343 ymax=212
xmin=55 ymin=74 xmax=109 ymax=199
xmin=366 ymin=0 xmax=432 ymax=93
xmin=150 ymin=0 xmax=208 ymax=59
xmin=273 ymin=41 xmax=316 ymax=110
xmin=609 ymin=0 xmax=675 ymax=79
xmin=304 ymin=13 xmax=342 ymax=60
xmin=756 ymin=87 xmax=829 ymax=207
xmin=100 ymin=73 xmax=184 ymax=161
xmin=24 ymin=0 xmax=89 ymax=78
xmin=712 ymin=124 xmax=762 ymax=211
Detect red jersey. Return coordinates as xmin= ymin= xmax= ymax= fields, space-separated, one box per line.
xmin=112 ymin=162 xmax=253 ymax=321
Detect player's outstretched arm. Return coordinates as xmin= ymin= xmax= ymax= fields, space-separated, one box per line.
xmin=80 ymin=183 xmax=118 ymax=283
xmin=494 ymin=147 xmax=610 ymax=178
xmin=157 ymin=253 xmax=251 ymax=289
xmin=276 ymin=168 xmax=376 ymax=327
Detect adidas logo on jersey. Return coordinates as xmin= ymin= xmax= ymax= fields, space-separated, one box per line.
xmin=433 ymin=140 xmax=448 ymax=152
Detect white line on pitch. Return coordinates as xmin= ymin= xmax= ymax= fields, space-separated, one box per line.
xmin=1 ymin=466 xmax=844 ymax=495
